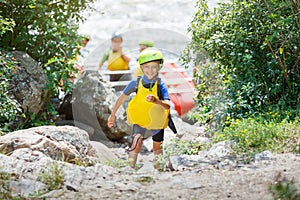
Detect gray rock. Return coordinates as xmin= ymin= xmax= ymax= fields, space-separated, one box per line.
xmin=254 ymin=150 xmax=273 ymax=162
xmin=0 ymin=126 xmax=95 ymax=163
xmin=169 ymin=155 xmax=200 ymax=171
xmin=206 ymin=141 xmax=232 ymax=158
xmin=9 ymin=179 xmax=46 ymax=197
xmin=169 ymin=155 xmax=181 ymax=171
xmin=183 ymin=181 xmax=204 ymax=189
xmin=59 ymin=70 xmax=132 ymax=141
xmin=89 ymin=141 xmax=118 ymax=163
xmin=9 ymin=51 xmax=49 ymax=115
xmin=137 ymin=161 xmax=156 ymax=173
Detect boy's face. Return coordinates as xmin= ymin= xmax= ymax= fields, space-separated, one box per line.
xmin=111 ymin=37 xmax=122 ymax=51
xmin=141 ymin=61 xmax=160 ymax=80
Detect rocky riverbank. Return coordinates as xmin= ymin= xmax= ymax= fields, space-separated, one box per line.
xmin=1 ymin=122 xmax=299 ymax=200
xmin=1 ymin=1 xmax=299 ymax=199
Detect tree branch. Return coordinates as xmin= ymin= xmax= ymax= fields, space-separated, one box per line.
xmin=267 ymin=41 xmax=291 ymax=91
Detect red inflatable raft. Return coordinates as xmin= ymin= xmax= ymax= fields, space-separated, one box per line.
xmin=159 ymin=62 xmax=196 ymax=117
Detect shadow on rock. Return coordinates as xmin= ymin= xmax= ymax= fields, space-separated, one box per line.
xmin=58 ymin=70 xmax=132 ymax=142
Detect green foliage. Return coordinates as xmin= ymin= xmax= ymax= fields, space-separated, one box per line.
xmin=164 ymin=138 xmax=202 ymax=156
xmin=152 ymin=139 xmax=204 ymax=171
xmin=0 ymin=15 xmax=15 ymax=35
xmin=187 ymin=61 xmax=227 ymax=134
xmin=0 ymin=51 xmax=22 ymax=132
xmin=71 ymin=156 xmax=94 ymax=167
xmin=0 ymin=0 xmax=96 ymax=131
xmin=213 ymin=114 xmax=300 ymax=156
xmin=269 ymin=173 xmax=300 ymax=200
xmin=0 ymin=17 xmax=20 ymax=132
xmin=0 ymin=0 xmax=94 ymax=62
xmin=0 ymin=0 xmax=94 ymax=93
xmin=38 ymin=162 xmax=64 ymax=191
xmin=184 ymin=0 xmax=300 ymax=129
xmin=104 ymin=158 xmax=133 ymax=168
xmin=153 ymin=154 xmax=167 ymax=171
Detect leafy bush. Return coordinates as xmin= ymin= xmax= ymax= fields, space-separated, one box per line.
xmin=183 ymin=0 xmax=300 ymax=130
xmin=0 ymin=16 xmax=21 ymax=132
xmin=0 ymin=0 xmax=96 ymax=131
xmin=0 ymin=52 xmax=22 ymax=132
xmin=213 ymin=114 xmax=300 ymax=156
xmin=0 ymin=0 xmax=95 ymax=93
xmin=187 ymin=61 xmax=227 ymax=134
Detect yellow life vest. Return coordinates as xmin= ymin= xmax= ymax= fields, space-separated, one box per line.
xmin=126 ymin=79 xmax=169 ymax=129
xmin=107 ymin=50 xmax=129 ymax=70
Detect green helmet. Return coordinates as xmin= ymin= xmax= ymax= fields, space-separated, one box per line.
xmin=138 ymin=48 xmax=164 ymax=65
xmin=139 ymin=40 xmax=154 ymax=47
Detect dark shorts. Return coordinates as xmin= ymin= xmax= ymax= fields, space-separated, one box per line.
xmin=133 ymin=124 xmax=164 ymax=142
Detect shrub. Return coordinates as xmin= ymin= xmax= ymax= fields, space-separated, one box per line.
xmin=0 ymin=0 xmax=96 ymax=131
xmin=213 ymin=114 xmax=300 ymax=156
xmin=183 ymin=0 xmax=300 ymax=131
xmin=0 ymin=51 xmax=22 ymax=132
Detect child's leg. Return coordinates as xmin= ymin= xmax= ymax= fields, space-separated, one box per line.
xmin=153 ymin=140 xmax=163 ymax=156
xmin=152 ymin=129 xmax=164 ymax=168
xmin=128 ymin=133 xmax=143 ymax=168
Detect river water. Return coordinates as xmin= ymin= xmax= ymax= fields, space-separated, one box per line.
xmin=79 ymin=0 xmax=228 ymax=68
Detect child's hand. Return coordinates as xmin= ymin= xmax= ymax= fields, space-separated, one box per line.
xmin=107 ymin=114 xmax=115 ymax=128
xmin=146 ymin=94 xmax=157 ymax=103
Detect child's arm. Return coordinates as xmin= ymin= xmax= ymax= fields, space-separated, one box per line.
xmin=107 ymin=93 xmax=128 ymax=128
xmin=146 ymin=95 xmax=170 ymax=110
xmin=98 ymin=50 xmax=109 ymax=70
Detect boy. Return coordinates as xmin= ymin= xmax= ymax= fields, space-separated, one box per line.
xmin=107 ymin=48 xmax=170 ymax=168
xmin=98 ymin=32 xmax=131 ymax=81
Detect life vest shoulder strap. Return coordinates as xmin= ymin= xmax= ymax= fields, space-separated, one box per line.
xmin=136 ymin=76 xmax=162 ymax=99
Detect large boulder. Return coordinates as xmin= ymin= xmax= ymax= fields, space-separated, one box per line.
xmin=0 ymin=125 xmax=119 ymax=197
xmin=59 ymin=70 xmax=132 ymax=141
xmin=9 ymin=51 xmax=49 ymax=115
xmin=0 ymin=126 xmax=96 ymax=164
